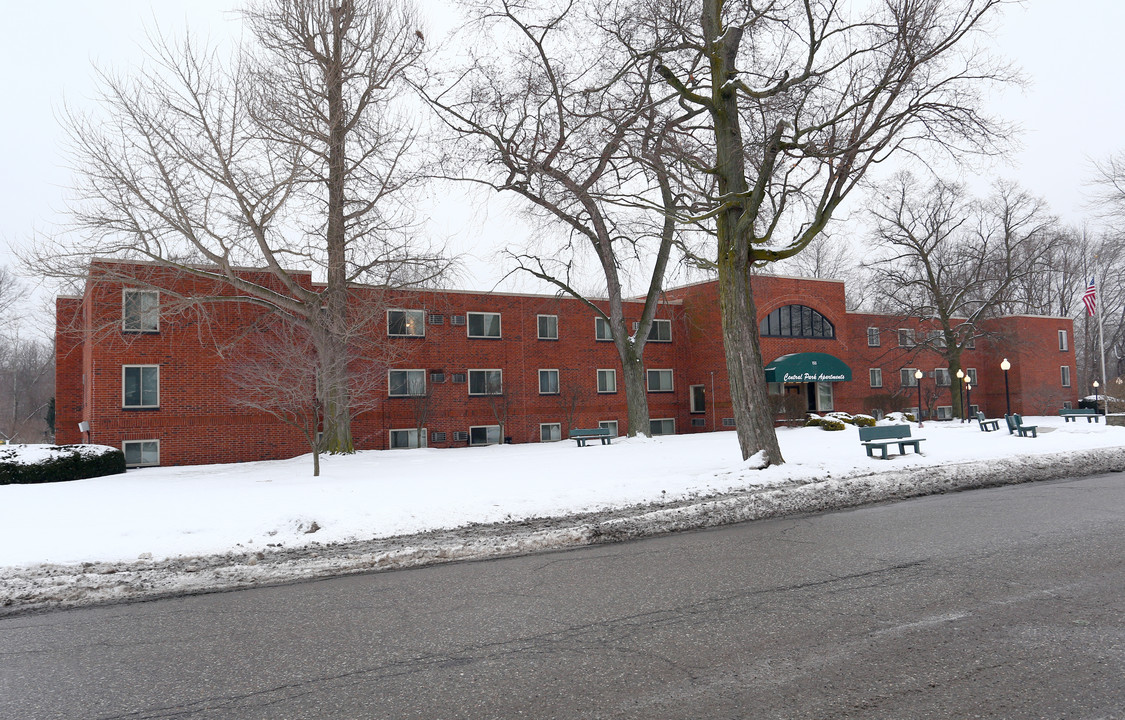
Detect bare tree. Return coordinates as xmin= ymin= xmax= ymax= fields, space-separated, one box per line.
xmin=654 ymin=0 xmax=1013 ymax=465
xmin=422 ymin=0 xmax=692 ymax=437
xmin=0 ymin=333 xmax=55 ymax=443
xmin=865 ymin=172 xmax=1057 ymax=418
xmin=27 ymin=0 xmax=450 ymax=455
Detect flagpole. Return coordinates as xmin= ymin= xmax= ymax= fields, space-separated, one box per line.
xmin=1097 ymin=270 xmax=1107 ymax=414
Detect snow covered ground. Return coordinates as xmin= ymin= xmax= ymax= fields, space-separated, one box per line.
xmin=2 ymin=415 xmax=1123 ymax=615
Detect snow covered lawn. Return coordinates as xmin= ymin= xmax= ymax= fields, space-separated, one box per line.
xmin=3 ymin=415 xmax=1123 ymax=570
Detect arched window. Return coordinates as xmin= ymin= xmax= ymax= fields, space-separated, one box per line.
xmin=759 ymin=304 xmax=835 ymax=339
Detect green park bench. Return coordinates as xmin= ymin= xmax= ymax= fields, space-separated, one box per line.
xmin=858 ymin=424 xmax=925 ymax=460
xmin=570 ymin=428 xmax=613 ymax=447
xmin=1059 ymin=408 xmax=1101 ymax=423
xmin=976 ymin=412 xmax=1001 ymax=432
xmin=1005 ymin=413 xmax=1038 ymax=437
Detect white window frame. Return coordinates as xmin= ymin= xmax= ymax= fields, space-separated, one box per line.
xmin=388 ymin=369 xmax=427 ymax=397
xmin=122 ymin=289 xmax=160 ymax=333
xmin=689 ymin=385 xmax=706 ymax=413
xmin=466 ymin=312 xmax=502 ymax=339
xmin=539 ymin=369 xmax=559 ymax=395
xmin=900 ymin=368 xmax=918 ymax=388
xmin=816 ymin=382 xmax=834 ymax=412
xmin=597 ymin=368 xmax=617 ymax=393
xmin=540 ymin=423 xmax=562 ymax=442
xmin=537 ymin=314 xmax=558 ymax=340
xmin=122 ymin=365 xmax=160 ymax=409
xmin=647 ymin=319 xmax=672 ymax=343
xmin=1058 ymin=329 xmax=1068 ymax=352
xmin=595 ymin=316 xmax=613 ymax=341
xmin=387 ymin=308 xmax=426 ymax=337
xmin=123 ymin=439 xmax=160 ymax=467
xmin=869 ymin=368 xmax=883 ymax=388
xmin=935 ymin=405 xmax=953 ymax=420
xmin=898 ymin=329 xmax=916 ymax=347
xmin=649 ymin=418 xmax=675 ymax=436
xmin=966 ymin=368 xmax=978 ymax=385
xmin=867 ymin=327 xmax=880 ymax=347
xmin=1061 ymin=365 xmax=1071 ymax=387
xmin=935 ymin=368 xmax=951 ymax=387
xmin=598 ymin=420 xmax=618 ymax=436
xmin=468 ymin=369 xmax=503 ymax=395
xmin=389 ymin=428 xmax=427 ymax=449
xmin=646 ymin=369 xmax=674 ymax=393
xmin=469 ymin=424 xmax=501 ymax=446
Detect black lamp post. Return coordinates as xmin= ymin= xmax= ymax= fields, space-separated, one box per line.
xmin=914 ymin=369 xmax=924 ymax=427
xmin=1000 ymin=358 xmax=1011 ymax=417
xmin=966 ymin=381 xmax=973 ymax=419
xmin=956 ymin=369 xmax=965 ymax=422
xmin=1093 ymin=380 xmax=1100 ymax=416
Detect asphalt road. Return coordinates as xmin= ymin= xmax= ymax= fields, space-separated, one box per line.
xmin=2 ymin=472 xmax=1124 ymax=719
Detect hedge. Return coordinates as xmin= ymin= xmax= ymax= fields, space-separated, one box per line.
xmin=0 ymin=445 xmax=126 ymax=485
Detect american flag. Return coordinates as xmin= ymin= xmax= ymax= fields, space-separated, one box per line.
xmin=1082 ymin=276 xmax=1097 ymax=316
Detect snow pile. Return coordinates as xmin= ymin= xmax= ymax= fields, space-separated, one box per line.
xmin=2 ymin=417 xmax=1123 ymax=615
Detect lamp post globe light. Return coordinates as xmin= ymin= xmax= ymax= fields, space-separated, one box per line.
xmin=1000 ymin=358 xmax=1011 ymax=416
xmin=914 ymin=369 xmax=924 ymax=427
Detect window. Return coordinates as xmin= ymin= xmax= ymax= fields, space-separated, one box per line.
xmin=1058 ymin=330 xmax=1068 ymax=351
xmin=966 ymin=368 xmax=978 ymax=385
xmin=538 ymin=315 xmax=558 ymax=340
xmin=904 ymin=406 xmax=920 ymax=419
xmin=598 ymin=420 xmax=618 ymax=436
xmin=389 ymin=369 xmax=426 ymax=397
xmin=817 ymin=382 xmax=834 ymax=412
xmin=1061 ymin=365 xmax=1071 ymax=387
xmin=647 ymin=319 xmax=672 ymax=342
xmin=689 ymin=385 xmax=706 ymax=413
xmin=969 ymin=404 xmax=979 ymax=416
xmin=540 ymin=423 xmax=562 ymax=442
xmin=759 ymin=304 xmax=835 ymax=338
xmin=469 ymin=425 xmax=502 ymax=446
xmin=647 ymin=369 xmax=674 ymax=393
xmin=595 ymin=317 xmax=613 ymax=341
xmin=597 ymin=369 xmax=617 ymax=393
xmin=468 ymin=369 xmax=503 ymax=395
xmin=870 ymin=409 xmax=885 ymax=421
xmin=390 ymin=428 xmax=427 ymax=449
xmin=122 ymin=365 xmax=159 ymax=408
xmin=539 ymin=369 xmax=559 ymax=395
xmin=122 ymin=290 xmax=159 ymax=332
xmin=898 ymin=329 xmax=916 ymax=347
xmin=649 ymin=418 xmax=675 ymax=435
xmin=387 ymin=309 xmax=425 ymax=337
xmin=936 ymin=406 xmax=953 ymax=420
xmin=467 ymin=312 xmax=501 ymax=338
xmin=721 ymin=417 xmax=736 ymax=427
xmin=867 ymin=327 xmax=880 ymax=347
xmin=869 ymin=368 xmax=883 ymax=388
xmin=931 ymin=331 xmax=948 ymax=348
xmin=935 ymin=368 xmax=951 ymax=387
xmin=900 ymin=368 xmax=918 ymax=388
xmin=123 ymin=439 xmax=159 ymax=467
xmin=1063 ymin=401 xmax=1073 ymax=410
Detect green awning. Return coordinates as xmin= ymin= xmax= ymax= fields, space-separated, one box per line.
xmin=764 ymin=352 xmax=852 ymax=383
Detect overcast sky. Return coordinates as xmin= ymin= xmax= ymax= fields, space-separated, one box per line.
xmin=2 ymin=1 xmax=1123 ymax=310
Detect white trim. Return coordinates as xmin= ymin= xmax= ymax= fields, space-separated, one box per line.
xmin=1061 ymin=365 xmax=1071 ymax=387
xmin=469 ymin=424 xmax=501 ymax=446
xmin=389 ymin=427 xmax=428 ymax=449
xmin=689 ymin=384 xmax=706 ymax=413
xmin=594 ymin=316 xmax=613 ymax=341
xmin=123 ymin=439 xmax=160 ymax=467
xmin=468 ymin=368 xmax=503 ymax=395
xmin=646 ymin=368 xmax=674 ymax=393
xmin=869 ymin=368 xmax=883 ymax=388
xmin=122 ymin=365 xmax=160 ymax=408
xmin=539 ymin=423 xmax=562 ymax=442
xmin=122 ymin=289 xmax=159 ymax=333
xmin=647 ymin=319 xmax=672 ymax=342
xmin=1058 ymin=329 xmax=1068 ymax=352
xmin=597 ymin=368 xmax=617 ymax=393
xmin=537 ymin=314 xmax=559 ymax=340
xmin=388 ymin=369 xmax=427 ymax=397
xmin=649 ymin=418 xmax=676 ymax=435
xmin=538 ymin=368 xmax=559 ymax=395
xmin=387 ymin=308 xmax=426 ymax=337
xmin=598 ymin=420 xmax=619 ymax=436
xmin=466 ymin=311 xmax=502 ymax=339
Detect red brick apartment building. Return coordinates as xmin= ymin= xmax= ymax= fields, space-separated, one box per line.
xmin=55 ymin=260 xmax=1078 ymax=467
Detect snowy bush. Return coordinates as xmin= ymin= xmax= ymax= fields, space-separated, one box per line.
xmin=820 ymin=419 xmax=847 ymax=431
xmin=805 ymin=414 xmax=823 ymax=427
xmin=852 ymin=414 xmax=877 ymax=428
xmin=826 ymin=412 xmax=857 ymax=425
xmin=0 ymin=444 xmax=125 ymax=485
